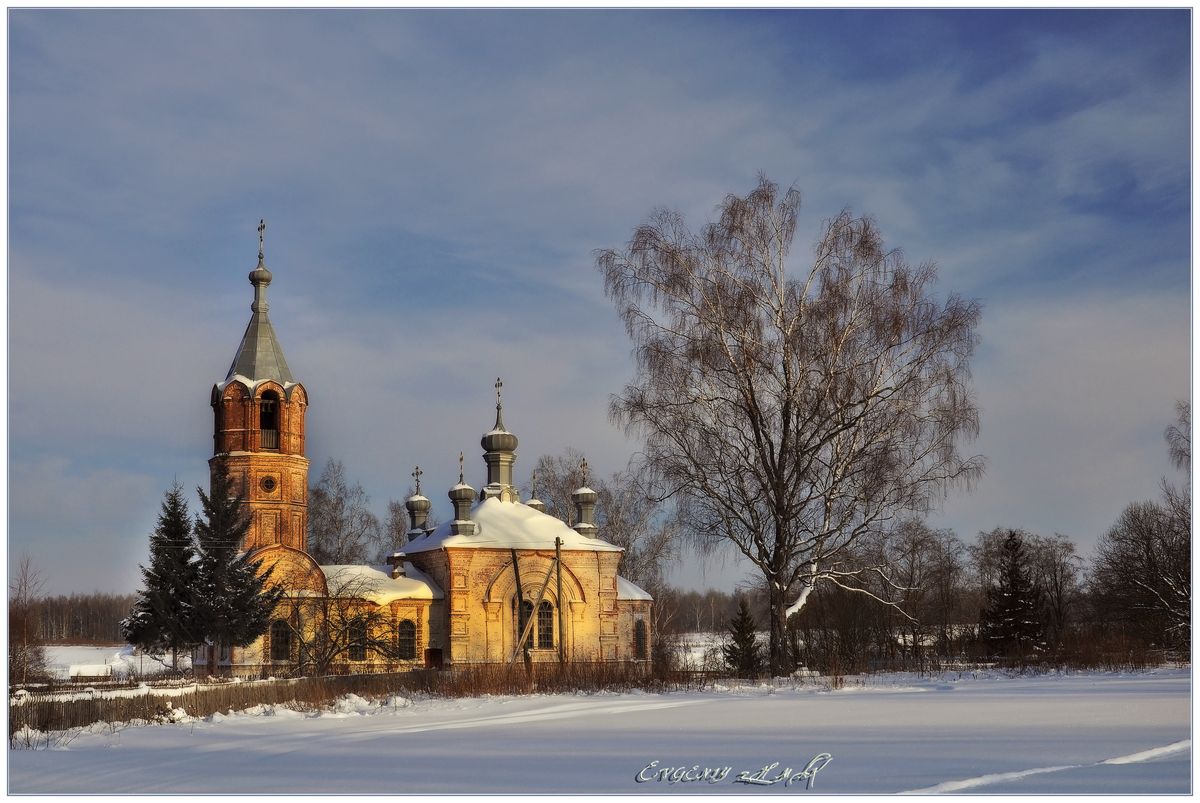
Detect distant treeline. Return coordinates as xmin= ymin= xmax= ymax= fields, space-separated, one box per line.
xmin=33 ymin=593 xmax=136 ymax=644
xmin=654 ymin=519 xmax=1186 ymax=675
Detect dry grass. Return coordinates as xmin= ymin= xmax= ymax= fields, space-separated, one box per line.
xmin=10 ymin=662 xmax=710 ymax=742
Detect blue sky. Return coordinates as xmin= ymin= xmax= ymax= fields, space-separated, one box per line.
xmin=8 ymin=9 xmax=1190 ymax=595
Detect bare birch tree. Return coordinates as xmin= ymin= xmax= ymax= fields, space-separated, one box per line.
xmin=527 ymin=447 xmax=589 ymax=526
xmin=598 ymin=176 xmax=983 ymax=673
xmin=9 ymin=555 xmax=48 ymax=685
xmin=307 ymin=459 xmax=382 ymax=565
xmin=283 ymin=570 xmax=406 ymax=676
xmin=1091 ymin=401 xmax=1191 ymax=650
xmin=528 ymin=449 xmax=680 ymax=616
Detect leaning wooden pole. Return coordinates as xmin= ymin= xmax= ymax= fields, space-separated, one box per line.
xmin=511 ymin=559 xmax=556 ymax=667
xmin=509 ymin=548 xmax=530 ymax=671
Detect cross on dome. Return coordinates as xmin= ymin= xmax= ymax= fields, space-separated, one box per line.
xmin=258 ymin=219 xmax=266 ymax=261
xmin=412 ymin=465 xmax=423 ymax=495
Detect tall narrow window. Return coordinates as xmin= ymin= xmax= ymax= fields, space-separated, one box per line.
xmin=634 ymin=620 xmax=648 ymax=660
xmin=270 ymin=619 xmax=291 ymax=662
xmin=260 ymin=391 xmax=279 ymax=449
xmin=512 ymin=598 xmax=533 ymax=649
xmin=537 ymin=601 xmax=554 ymax=649
xmin=397 ymin=620 xmax=417 ymax=660
xmin=348 ymin=618 xmax=368 ymax=661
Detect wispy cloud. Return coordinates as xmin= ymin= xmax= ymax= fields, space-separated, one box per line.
xmin=9 ymin=10 xmax=1189 ymax=592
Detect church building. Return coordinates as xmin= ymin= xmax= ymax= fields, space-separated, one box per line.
xmin=196 ymin=227 xmax=652 ymax=676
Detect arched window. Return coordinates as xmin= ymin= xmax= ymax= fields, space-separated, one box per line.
xmin=634 ymin=620 xmax=648 ymax=660
xmin=537 ymin=601 xmax=554 ymax=649
xmin=397 ymin=620 xmax=417 ymax=660
xmin=348 ymin=618 xmax=368 ymax=662
xmin=270 ymin=619 xmax=291 ymax=662
xmin=260 ymin=391 xmax=279 ymax=449
xmin=512 ymin=598 xmax=534 ymax=649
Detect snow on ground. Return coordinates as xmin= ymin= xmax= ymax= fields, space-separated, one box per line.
xmin=43 ymin=644 xmax=190 ymax=681
xmin=8 ymin=668 xmax=1190 ymax=794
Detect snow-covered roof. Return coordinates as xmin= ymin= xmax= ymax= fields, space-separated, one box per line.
xmin=404 ymin=497 xmax=624 ymax=554
xmin=68 ymin=664 xmax=113 ymax=677
xmin=616 ymin=576 xmax=653 ymax=601
xmin=217 ymin=373 xmax=301 ymax=395
xmin=318 ymin=562 xmax=443 ymax=603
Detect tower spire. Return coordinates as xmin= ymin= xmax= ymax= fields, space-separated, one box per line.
xmin=226 ymin=218 xmax=293 ymax=384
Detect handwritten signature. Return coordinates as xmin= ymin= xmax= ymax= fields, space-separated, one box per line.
xmin=636 ymin=753 xmax=833 ymax=790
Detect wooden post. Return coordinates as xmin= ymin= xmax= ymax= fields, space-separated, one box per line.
xmin=556 ymin=537 xmax=564 ymax=664
xmin=509 ymin=548 xmax=529 ymax=671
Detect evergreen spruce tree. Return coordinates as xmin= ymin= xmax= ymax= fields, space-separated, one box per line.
xmin=723 ymin=596 xmax=763 ymax=678
xmin=193 ymin=466 xmax=284 ymax=675
xmin=121 ymin=482 xmax=199 ymax=670
xmin=980 ymin=529 xmax=1046 ymax=662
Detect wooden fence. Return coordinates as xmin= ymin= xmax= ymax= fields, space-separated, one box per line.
xmin=10 ymin=661 xmax=681 ymax=739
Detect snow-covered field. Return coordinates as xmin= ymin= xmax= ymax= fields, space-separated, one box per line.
xmin=9 ymin=667 xmax=1190 ymax=794
xmin=42 ymin=644 xmax=190 ymax=681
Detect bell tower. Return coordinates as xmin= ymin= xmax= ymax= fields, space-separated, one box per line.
xmin=210 ymin=221 xmax=310 ymax=554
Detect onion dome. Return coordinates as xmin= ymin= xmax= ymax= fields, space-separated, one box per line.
xmin=448 ymin=482 xmax=475 ymax=504
xmin=571 ymin=457 xmax=598 ymax=504
xmin=406 ymin=494 xmax=432 ymax=515
xmin=405 ymin=466 xmax=432 ymax=541
xmin=406 ymin=465 xmax=432 ymax=515
xmin=572 ymin=458 xmax=599 ymax=537
xmin=449 ymin=452 xmax=477 ymax=536
xmin=481 ymin=377 xmax=518 ymax=453
xmin=571 ymin=486 xmax=597 ymax=505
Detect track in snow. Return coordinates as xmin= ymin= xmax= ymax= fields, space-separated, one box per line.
xmin=900 ymin=739 xmax=1192 ymax=794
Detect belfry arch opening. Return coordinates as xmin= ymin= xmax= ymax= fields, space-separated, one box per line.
xmin=260 ymin=390 xmax=280 ymax=449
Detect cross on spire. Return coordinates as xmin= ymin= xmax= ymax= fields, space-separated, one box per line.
xmin=458 ymin=451 xmax=465 ymax=484
xmin=412 ymin=465 xmax=423 ymax=495
xmin=257 ymin=219 xmax=266 ymax=261
xmin=581 ymin=457 xmax=589 ymax=486
xmin=492 ymin=376 xmax=508 ymax=431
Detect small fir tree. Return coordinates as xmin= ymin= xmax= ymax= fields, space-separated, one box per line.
xmin=193 ymin=466 xmax=284 ymax=674
xmin=122 ymin=482 xmax=199 ymax=670
xmin=980 ymin=529 xmax=1046 ymax=662
xmin=723 ymin=596 xmax=763 ymax=678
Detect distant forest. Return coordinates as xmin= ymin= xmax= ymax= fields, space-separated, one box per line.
xmin=32 ymin=593 xmax=136 ymax=644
